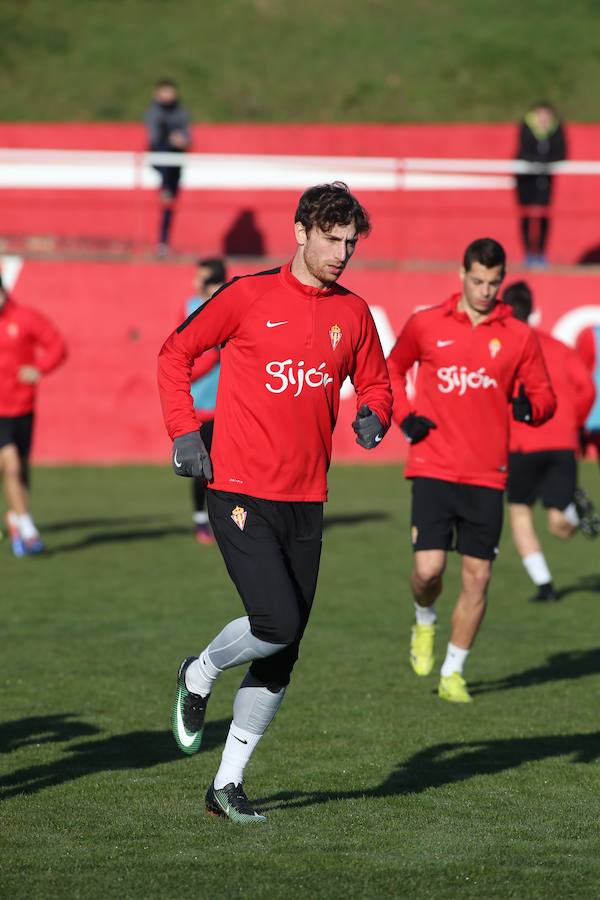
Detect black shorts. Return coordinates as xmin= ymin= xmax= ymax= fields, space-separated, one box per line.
xmin=507 ymin=450 xmax=576 ymax=510
xmin=516 ymin=174 xmax=553 ymax=207
xmin=0 ymin=413 xmax=34 ymax=486
xmin=153 ymin=164 xmax=182 ymax=198
xmin=207 ymin=489 xmax=323 ymax=686
xmin=410 ymin=477 xmax=503 ymax=561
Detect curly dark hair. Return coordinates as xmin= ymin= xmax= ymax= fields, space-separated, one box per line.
xmin=295 ymin=182 xmax=370 ymax=236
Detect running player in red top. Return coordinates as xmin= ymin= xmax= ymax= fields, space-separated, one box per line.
xmin=575 ymin=324 xmax=600 ymax=461
xmin=0 ymin=276 xmax=66 ymax=556
xmin=158 ymin=182 xmax=392 ymax=823
xmin=505 ymin=282 xmax=598 ymax=602
xmin=387 ymin=239 xmax=556 ymax=704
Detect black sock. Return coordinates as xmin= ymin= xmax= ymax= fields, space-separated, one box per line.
xmin=538 ymin=216 xmax=549 ymax=255
xmin=193 ymin=477 xmax=207 ymax=513
xmin=520 ymin=216 xmax=531 ymax=254
xmin=159 ymin=208 xmax=173 ymax=245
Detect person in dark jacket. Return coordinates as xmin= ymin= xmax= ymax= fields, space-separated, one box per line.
xmin=515 ymin=101 xmax=567 ymax=267
xmin=145 ymin=79 xmax=191 ymax=255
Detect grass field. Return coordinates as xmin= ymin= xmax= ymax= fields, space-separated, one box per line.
xmin=1 ymin=463 xmax=600 ymax=899
xmin=1 ymin=1 xmax=600 ymax=122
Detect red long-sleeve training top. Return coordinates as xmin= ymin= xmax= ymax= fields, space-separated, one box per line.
xmin=510 ymin=329 xmax=595 ymax=453
xmin=387 ymin=294 xmax=556 ymax=490
xmin=158 ymin=263 xmax=392 ymax=502
xmin=0 ymin=298 xmax=67 ymax=416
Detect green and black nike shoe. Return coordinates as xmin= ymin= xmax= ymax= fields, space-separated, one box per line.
xmin=205 ymin=781 xmax=266 ymax=824
xmin=171 ymin=656 xmax=209 ymax=755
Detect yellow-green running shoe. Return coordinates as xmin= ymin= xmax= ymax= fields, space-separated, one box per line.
xmin=410 ymin=623 xmax=436 ymax=676
xmin=438 ymin=672 xmax=472 ymax=703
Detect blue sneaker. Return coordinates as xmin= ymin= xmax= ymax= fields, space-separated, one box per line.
xmin=23 ymin=536 xmax=45 ymax=555
xmin=10 ymin=535 xmax=26 ymax=557
xmin=5 ymin=515 xmax=25 ymax=557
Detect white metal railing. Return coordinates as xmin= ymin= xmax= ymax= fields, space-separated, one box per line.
xmin=0 ymin=149 xmax=599 ymax=192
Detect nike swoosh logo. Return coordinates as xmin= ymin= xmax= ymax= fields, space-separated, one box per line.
xmin=266 ymin=320 xmax=288 ymax=328
xmin=436 ymin=340 xmax=454 ymax=347
xmin=175 ymin=687 xmax=198 ymax=747
xmin=233 ymin=735 xmax=248 ymax=744
xmin=374 ymin=434 xmax=382 ymax=443
xmin=173 ymin=449 xmax=183 ymax=468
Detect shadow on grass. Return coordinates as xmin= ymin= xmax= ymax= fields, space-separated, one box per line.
xmin=556 ymin=574 xmax=600 ymax=599
xmin=45 ymin=525 xmax=191 ymax=554
xmin=323 ymin=511 xmax=390 ymax=531
xmin=39 ymin=515 xmax=173 ymax=534
xmin=255 ymin=731 xmax=600 ymax=812
xmin=0 ymin=714 xmax=230 ymax=800
xmin=0 ymin=713 xmax=100 ymax=753
xmin=470 ymin=648 xmax=600 ymax=695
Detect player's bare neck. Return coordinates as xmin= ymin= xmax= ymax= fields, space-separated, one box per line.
xmin=458 ymin=295 xmax=494 ymax=327
xmin=291 ymin=249 xmax=327 ymax=290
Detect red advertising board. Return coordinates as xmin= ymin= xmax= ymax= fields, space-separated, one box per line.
xmin=4 ymin=256 xmax=600 ymax=464
xmin=1 ymin=123 xmax=600 ymax=265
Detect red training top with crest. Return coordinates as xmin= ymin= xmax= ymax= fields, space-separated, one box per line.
xmin=387 ymin=294 xmax=556 ymax=490
xmin=0 ymin=297 xmax=66 ymax=417
xmin=158 ymin=263 xmax=392 ymax=502
xmin=510 ymin=329 xmax=595 ymax=453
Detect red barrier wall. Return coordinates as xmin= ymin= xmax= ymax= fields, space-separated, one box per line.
xmin=2 ymin=124 xmax=600 ymax=264
xmin=9 ymin=257 xmax=600 ymax=465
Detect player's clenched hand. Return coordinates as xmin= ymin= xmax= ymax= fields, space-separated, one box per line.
xmin=18 ymin=365 xmax=41 ymax=384
xmin=400 ymin=413 xmax=436 ymax=444
xmin=172 ymin=431 xmax=213 ymax=480
xmin=352 ymin=404 xmax=385 ymax=450
xmin=512 ymin=385 xmax=533 ymax=423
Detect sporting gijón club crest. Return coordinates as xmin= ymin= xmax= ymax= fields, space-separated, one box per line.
xmin=231 ymin=505 xmax=247 ymax=531
xmin=329 ymin=324 xmax=342 ymax=351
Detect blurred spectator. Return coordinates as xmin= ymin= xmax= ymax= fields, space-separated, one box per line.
xmin=184 ymin=258 xmax=227 ymax=544
xmin=145 ymin=79 xmax=191 ymax=256
xmin=515 ymin=101 xmax=567 ymax=268
xmin=0 ymin=275 xmax=66 ymax=556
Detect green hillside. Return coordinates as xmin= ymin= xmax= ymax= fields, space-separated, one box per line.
xmin=1 ymin=0 xmax=599 ymax=122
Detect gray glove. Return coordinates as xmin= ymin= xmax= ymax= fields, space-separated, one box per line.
xmin=172 ymin=431 xmax=213 ymax=480
xmin=352 ymin=404 xmax=385 ymax=450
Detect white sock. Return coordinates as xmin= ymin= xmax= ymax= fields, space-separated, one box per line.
xmin=185 ymin=650 xmax=221 ymax=698
xmin=441 ymin=642 xmax=469 ymax=677
xmin=213 ymin=725 xmax=262 ymax=789
xmin=522 ymin=551 xmax=552 ymax=586
xmin=17 ymin=513 xmax=38 ymax=541
xmin=415 ymin=602 xmax=437 ymax=626
xmin=562 ymin=503 xmax=580 ymax=528
xmin=193 ymin=511 xmax=209 ymax=525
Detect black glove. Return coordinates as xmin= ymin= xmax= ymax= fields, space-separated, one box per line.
xmin=172 ymin=430 xmax=213 ymax=479
xmin=400 ymin=413 xmax=436 ymax=444
xmin=512 ymin=385 xmax=533 ymax=423
xmin=352 ymin=404 xmax=385 ymax=450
